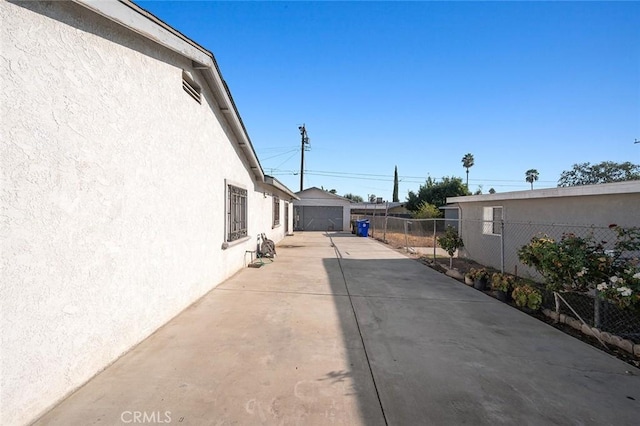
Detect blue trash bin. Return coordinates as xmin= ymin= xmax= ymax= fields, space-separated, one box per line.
xmin=355 ymin=220 xmax=363 ymax=236
xmin=357 ymin=220 xmax=370 ymax=237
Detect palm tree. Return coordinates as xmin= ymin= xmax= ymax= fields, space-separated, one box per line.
xmin=525 ymin=169 xmax=539 ymax=190
xmin=461 ymin=153 xmax=474 ymax=188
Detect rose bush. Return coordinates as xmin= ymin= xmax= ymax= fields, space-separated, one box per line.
xmin=517 ymin=233 xmax=606 ymax=292
xmin=518 ymin=225 xmax=640 ymax=311
xmin=596 ymin=265 xmax=640 ymax=313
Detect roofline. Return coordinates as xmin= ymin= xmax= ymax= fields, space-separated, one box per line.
xmin=73 ymin=0 xmax=264 ymax=181
xmin=351 ymin=202 xmax=405 ymax=209
xmin=447 ymin=181 xmax=640 ymax=204
xmin=295 ymin=187 xmax=352 ymax=202
xmin=264 ymin=176 xmax=299 ymax=200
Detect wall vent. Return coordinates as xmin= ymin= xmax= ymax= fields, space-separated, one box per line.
xmin=182 ymin=71 xmax=201 ymax=104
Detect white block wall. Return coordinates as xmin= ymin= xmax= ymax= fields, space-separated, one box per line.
xmin=0 ymin=2 xmax=293 ymax=424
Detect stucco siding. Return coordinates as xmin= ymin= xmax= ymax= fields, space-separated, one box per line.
xmin=0 ymin=2 xmax=288 ymax=424
xmin=458 ymin=193 xmax=640 ymax=228
xmin=455 ymin=191 xmax=640 ymax=276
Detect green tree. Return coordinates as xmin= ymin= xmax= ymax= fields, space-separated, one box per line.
xmin=405 ymin=176 xmax=469 ymax=211
xmin=461 ymin=153 xmax=474 ymax=188
xmin=412 ymin=202 xmax=441 ymax=219
xmin=392 ymin=165 xmax=399 ymax=202
xmin=343 ymin=193 xmax=363 ymax=202
xmin=525 ymin=169 xmax=539 ymax=190
xmin=438 ymin=225 xmax=464 ymax=269
xmin=558 ymin=161 xmax=640 ymax=187
xmin=368 ymin=194 xmax=377 ymax=203
xmin=488 ymin=188 xmax=496 ymax=194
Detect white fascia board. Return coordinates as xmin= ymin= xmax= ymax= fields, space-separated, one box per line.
xmin=74 ymin=0 xmax=211 ymax=64
xmin=296 ymin=188 xmax=351 ymax=202
xmin=72 ymin=0 xmax=264 ymax=181
xmin=448 ymin=181 xmax=640 ymax=204
xmin=264 ymin=176 xmax=299 ymax=200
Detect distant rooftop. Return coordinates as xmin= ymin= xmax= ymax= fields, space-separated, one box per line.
xmin=448 ymin=181 xmax=640 ymax=204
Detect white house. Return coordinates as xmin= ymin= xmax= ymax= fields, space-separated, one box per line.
xmin=293 ymin=187 xmax=352 ymax=231
xmin=446 ymin=181 xmax=640 ymax=275
xmin=0 ymin=1 xmax=297 ymax=424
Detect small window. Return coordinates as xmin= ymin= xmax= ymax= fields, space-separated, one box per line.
xmin=483 ymin=206 xmax=503 ymax=235
xmin=273 ymin=196 xmax=280 ymax=227
xmin=182 ymin=71 xmax=201 ymax=104
xmin=227 ymin=185 xmax=247 ymax=241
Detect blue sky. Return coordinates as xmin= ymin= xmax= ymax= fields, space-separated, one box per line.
xmin=138 ymin=0 xmax=640 ymax=201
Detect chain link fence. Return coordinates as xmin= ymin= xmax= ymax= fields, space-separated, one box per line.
xmin=351 ymin=215 xmax=455 ymax=258
xmin=352 ymin=213 xmax=640 ymax=343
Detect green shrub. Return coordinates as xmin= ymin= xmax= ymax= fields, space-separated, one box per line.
xmin=491 ymin=273 xmax=515 ymax=292
xmin=412 ymin=202 xmax=442 ymax=219
xmin=437 ymin=226 xmax=464 ymax=268
xmin=511 ymin=284 xmax=543 ymax=311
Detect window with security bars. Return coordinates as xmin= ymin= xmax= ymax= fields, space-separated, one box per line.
xmin=273 ymin=196 xmax=280 ymax=226
xmin=227 ymin=185 xmax=247 ymax=241
xmin=483 ymin=206 xmax=503 ymax=235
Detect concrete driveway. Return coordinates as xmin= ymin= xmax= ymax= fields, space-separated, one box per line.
xmin=35 ymin=232 xmax=639 ymax=425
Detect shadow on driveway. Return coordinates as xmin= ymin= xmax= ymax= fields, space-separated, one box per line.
xmin=34 ymin=232 xmax=639 ymax=425
xmin=325 ymin=232 xmax=639 ymax=425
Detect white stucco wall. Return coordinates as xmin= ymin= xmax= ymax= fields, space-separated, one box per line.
xmin=0 ymin=2 xmax=292 ymax=424
xmin=252 ymin=183 xmax=296 ymax=246
xmin=454 ymin=189 xmax=640 ymax=276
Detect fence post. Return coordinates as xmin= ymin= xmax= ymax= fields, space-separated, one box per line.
xmin=372 ymin=204 xmax=377 ymax=238
xmin=433 ymin=219 xmax=437 ymax=261
xmin=404 ymin=220 xmax=409 ymax=253
xmin=594 ymin=289 xmax=602 ymax=328
xmin=500 ymin=220 xmax=505 ymax=273
xmin=383 ymin=202 xmax=389 ymax=243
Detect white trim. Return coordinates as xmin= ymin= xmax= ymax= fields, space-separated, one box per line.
xmin=264 ymin=175 xmax=298 ymax=200
xmin=72 ymin=0 xmax=265 ymax=181
xmin=448 ymin=181 xmax=640 ymax=204
xmin=73 ymin=0 xmax=211 ymax=64
xmin=483 ymin=206 xmax=503 ymax=236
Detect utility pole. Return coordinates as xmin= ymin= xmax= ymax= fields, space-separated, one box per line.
xmin=298 ymin=124 xmax=309 ymax=191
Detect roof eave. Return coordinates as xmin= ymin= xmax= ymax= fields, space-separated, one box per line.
xmin=264 ymin=176 xmax=299 ymax=200
xmin=73 ymin=0 xmax=264 ymax=181
xmin=447 ymin=181 xmax=640 ymax=204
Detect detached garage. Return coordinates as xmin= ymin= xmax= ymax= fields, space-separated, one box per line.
xmin=294 ymin=187 xmax=352 ymax=231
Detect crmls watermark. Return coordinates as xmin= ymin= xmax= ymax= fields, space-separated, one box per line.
xmin=120 ymin=411 xmax=172 ymax=424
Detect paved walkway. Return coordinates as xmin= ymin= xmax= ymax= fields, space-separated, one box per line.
xmin=36 ymin=232 xmax=639 ymax=425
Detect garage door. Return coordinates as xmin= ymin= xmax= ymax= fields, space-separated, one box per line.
xmin=295 ymin=206 xmax=344 ymax=231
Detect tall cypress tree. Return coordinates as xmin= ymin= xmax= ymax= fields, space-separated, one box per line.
xmin=393 ymin=166 xmax=399 ymax=202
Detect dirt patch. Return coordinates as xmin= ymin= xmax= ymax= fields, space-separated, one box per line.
xmin=376 ymin=231 xmax=442 ymax=250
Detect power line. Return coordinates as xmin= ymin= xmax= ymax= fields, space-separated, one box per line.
xmin=270 ymin=170 xmax=550 ymax=188
xmin=260 ymin=148 xmax=299 ymax=161
xmin=274 ymin=151 xmax=300 ymax=170
xmin=272 ymin=168 xmax=556 ymax=184
xmin=303 ymin=169 xmax=556 ymax=183
xmin=258 ymin=146 xmax=299 ymax=151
